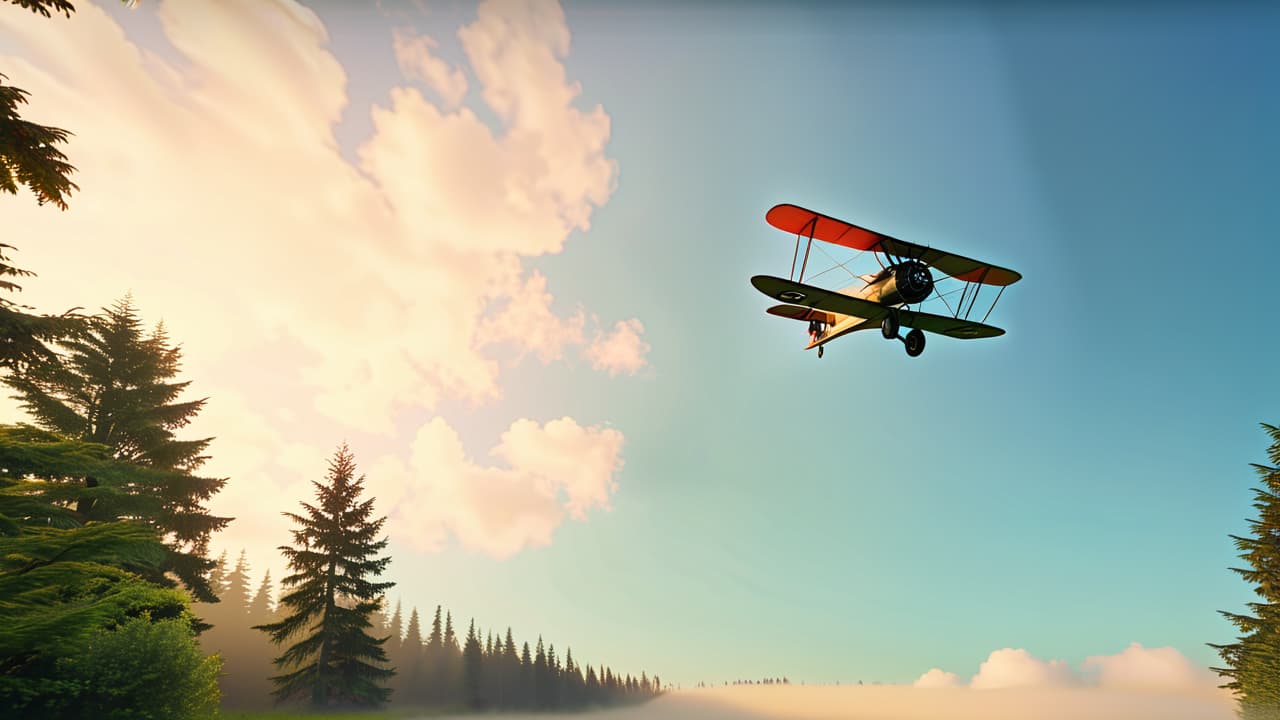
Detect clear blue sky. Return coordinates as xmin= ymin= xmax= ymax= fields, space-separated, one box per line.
xmin=86 ymin=0 xmax=1280 ymax=686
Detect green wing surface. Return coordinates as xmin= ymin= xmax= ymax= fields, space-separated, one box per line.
xmin=766 ymin=304 xmax=839 ymax=324
xmin=751 ymin=275 xmax=1004 ymax=339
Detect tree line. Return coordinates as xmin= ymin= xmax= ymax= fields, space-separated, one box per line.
xmin=197 ymin=547 xmax=662 ymax=711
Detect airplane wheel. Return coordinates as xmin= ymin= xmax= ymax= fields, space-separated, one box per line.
xmin=818 ymin=346 xmax=824 ymax=359
xmin=904 ymin=329 xmax=925 ymax=357
xmin=881 ymin=311 xmax=899 ymax=340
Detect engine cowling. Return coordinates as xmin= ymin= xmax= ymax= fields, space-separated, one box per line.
xmin=879 ymin=261 xmax=933 ymax=305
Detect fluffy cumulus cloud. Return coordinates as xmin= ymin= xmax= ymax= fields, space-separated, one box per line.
xmin=969 ymin=648 xmax=1079 ymax=690
xmin=393 ymin=27 xmax=468 ymax=109
xmin=912 ymin=668 xmax=962 ymax=689
xmin=584 ymin=318 xmax=651 ymax=376
xmin=366 ymin=416 xmax=624 ymax=558
xmin=0 ymin=0 xmax=644 ymax=564
xmin=1082 ymin=642 xmax=1222 ymax=692
xmin=916 ymin=644 xmax=1223 ymax=694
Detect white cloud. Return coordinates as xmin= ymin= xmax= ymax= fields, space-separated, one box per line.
xmin=480 ymin=271 xmax=585 ymax=363
xmin=913 ymin=668 xmax=962 ymax=689
xmin=916 ymin=644 xmax=1227 ymax=698
xmin=1082 ymin=642 xmax=1222 ymax=692
xmin=969 ymin=648 xmax=1079 ymax=690
xmin=0 ymin=0 xmax=639 ymax=565
xmin=584 ymin=318 xmax=651 ymax=376
xmin=366 ymin=416 xmax=623 ymax=558
xmin=393 ymin=27 xmax=468 ymax=109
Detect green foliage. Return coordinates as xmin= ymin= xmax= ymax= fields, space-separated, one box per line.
xmin=4 ymin=297 xmax=229 ymax=599
xmin=0 ymin=244 xmax=86 ymax=373
xmin=256 ymin=444 xmax=395 ymax=708
xmin=0 ymin=73 xmax=76 ymax=210
xmin=7 ymin=0 xmax=78 ymax=19
xmin=0 ymin=514 xmax=202 ymax=717
xmin=1213 ymin=423 xmax=1280 ymax=718
xmin=56 ymin=614 xmax=222 ymax=720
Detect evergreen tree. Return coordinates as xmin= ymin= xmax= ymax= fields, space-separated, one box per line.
xmin=389 ymin=599 xmax=404 ymax=656
xmin=520 ymin=641 xmax=533 ymax=709
xmin=248 ymin=570 xmax=274 ymax=621
xmin=502 ymin=628 xmax=519 ymax=708
xmin=399 ymin=607 xmax=425 ymax=704
xmin=546 ymin=643 xmax=561 ymax=708
xmin=224 ymin=549 xmax=252 ymax=615
xmin=255 ymin=444 xmax=395 ymax=708
xmin=0 ymin=425 xmax=213 ymax=713
xmin=4 ymin=297 xmax=229 ymax=600
xmin=0 ymin=70 xmax=76 ymax=210
xmin=534 ymin=637 xmax=548 ymax=708
xmin=462 ymin=619 xmax=484 ymax=709
xmin=424 ymin=605 xmax=444 ymax=704
xmin=1213 ymin=423 xmax=1280 ymax=718
xmin=0 ymin=245 xmax=84 ymax=374
xmin=442 ymin=610 xmax=461 ymax=704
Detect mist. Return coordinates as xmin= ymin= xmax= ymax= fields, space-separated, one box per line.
xmin=418 ymin=684 xmax=1237 ymax=720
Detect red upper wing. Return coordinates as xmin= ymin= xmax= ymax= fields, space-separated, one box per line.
xmin=765 ymin=203 xmax=1022 ymax=287
xmin=765 ymin=203 xmax=890 ymax=252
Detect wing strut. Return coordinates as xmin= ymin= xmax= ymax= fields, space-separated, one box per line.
xmin=980 ymin=285 xmax=1007 ymax=325
xmin=962 ymin=268 xmax=990 ymax=320
xmin=790 ymin=216 xmax=817 ymax=282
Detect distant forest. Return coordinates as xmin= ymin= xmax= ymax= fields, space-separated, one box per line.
xmin=197 ymin=550 xmax=663 ymax=711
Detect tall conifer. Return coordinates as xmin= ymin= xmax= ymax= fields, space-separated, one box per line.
xmin=1213 ymin=423 xmax=1280 ymax=718
xmin=4 ymin=297 xmax=228 ymax=599
xmin=255 ymin=444 xmax=394 ymax=708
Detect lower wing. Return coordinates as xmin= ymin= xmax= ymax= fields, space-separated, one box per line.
xmin=751 ymin=275 xmax=1004 ymax=339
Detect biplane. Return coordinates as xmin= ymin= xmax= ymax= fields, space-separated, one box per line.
xmin=751 ymin=203 xmax=1021 ymax=358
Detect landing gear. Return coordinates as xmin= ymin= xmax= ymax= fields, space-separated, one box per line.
xmin=903 ymin=328 xmax=925 ymax=357
xmin=881 ymin=310 xmax=899 ymax=340
xmin=817 ymin=345 xmax=824 ymax=359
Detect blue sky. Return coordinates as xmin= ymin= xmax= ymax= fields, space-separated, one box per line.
xmin=6 ymin=0 xmax=1278 ymax=689
xmin=343 ymin=2 xmax=1280 ymax=684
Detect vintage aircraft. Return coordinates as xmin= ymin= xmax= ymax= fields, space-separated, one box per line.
xmin=751 ymin=203 xmax=1021 ymax=358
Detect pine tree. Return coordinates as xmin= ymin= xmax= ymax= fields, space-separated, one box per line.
xmin=585 ymin=664 xmax=600 ymax=706
xmin=423 ymin=605 xmax=444 ymax=704
xmin=443 ymin=610 xmax=461 ymax=704
xmin=520 ymin=641 xmax=533 ymax=709
xmin=0 ymin=244 xmax=84 ymax=374
xmin=4 ymin=297 xmax=229 ymax=600
xmin=400 ymin=607 xmax=425 ymax=704
xmin=502 ymin=628 xmax=519 ymax=709
xmin=0 ymin=424 xmax=207 ymax=711
xmin=248 ymin=570 xmax=274 ymax=621
xmin=1213 ymin=423 xmax=1280 ymax=718
xmin=462 ymin=619 xmax=484 ymax=709
xmin=534 ymin=637 xmax=548 ymax=708
xmin=255 ymin=444 xmax=395 ymax=708
xmin=224 ymin=550 xmax=252 ymax=615
xmin=389 ymin=600 xmax=404 ymax=656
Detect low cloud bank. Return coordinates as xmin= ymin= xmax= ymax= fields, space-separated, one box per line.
xmin=914 ymin=643 xmax=1223 ymax=694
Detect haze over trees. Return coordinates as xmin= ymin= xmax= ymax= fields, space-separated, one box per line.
xmin=1212 ymin=423 xmax=1280 ymax=719
xmin=199 ymin=540 xmax=665 ymax=712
